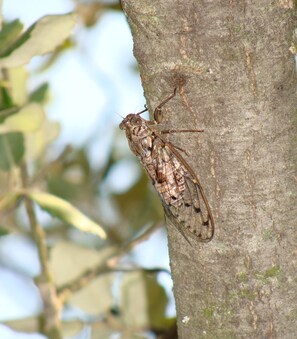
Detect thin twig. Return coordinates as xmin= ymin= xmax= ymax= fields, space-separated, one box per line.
xmin=57 ymin=222 xmax=169 ymax=303
xmin=21 ymin=163 xmax=62 ymax=339
xmin=57 ymin=265 xmax=170 ymax=303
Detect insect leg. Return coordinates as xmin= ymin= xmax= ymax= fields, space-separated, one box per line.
xmin=166 ymin=141 xmax=190 ymax=157
xmin=161 ymin=129 xmax=204 ymax=134
xmin=154 ymin=88 xmax=177 ymax=123
xmin=136 ymin=105 xmax=148 ymax=116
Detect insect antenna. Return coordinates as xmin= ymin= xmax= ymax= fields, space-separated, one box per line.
xmin=115 ymin=112 xmax=124 ymax=119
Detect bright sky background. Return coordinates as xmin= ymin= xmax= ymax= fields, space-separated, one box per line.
xmin=1 ymin=1 xmax=173 ymax=338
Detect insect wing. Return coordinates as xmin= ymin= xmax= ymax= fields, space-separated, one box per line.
xmin=159 ymin=142 xmax=214 ymax=243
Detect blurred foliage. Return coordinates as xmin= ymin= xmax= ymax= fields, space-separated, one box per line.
xmin=76 ymin=1 xmax=122 ymax=27
xmin=0 ymin=2 xmax=176 ymax=339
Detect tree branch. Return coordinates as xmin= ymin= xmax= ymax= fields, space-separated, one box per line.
xmin=21 ymin=163 xmax=62 ymax=339
xmin=57 ymin=222 xmax=167 ymax=303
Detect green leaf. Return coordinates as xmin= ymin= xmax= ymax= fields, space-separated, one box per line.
xmin=0 ymin=19 xmax=24 ymax=54
xmin=0 ymin=191 xmax=20 ymax=212
xmin=0 ymin=132 xmax=24 ymax=171
xmin=8 ymin=67 xmax=28 ymax=106
xmin=29 ymin=83 xmax=49 ymax=103
xmin=0 ymin=107 xmax=18 ymax=123
xmin=121 ymin=272 xmax=170 ymax=329
xmin=0 ymin=227 xmax=9 ymax=236
xmin=0 ymin=87 xmax=14 ymax=111
xmin=0 ymin=103 xmax=45 ymax=134
xmin=0 ymin=13 xmax=77 ymax=68
xmin=50 ymin=241 xmax=114 ymax=313
xmin=26 ymin=191 xmax=107 ymax=239
xmin=25 ymin=119 xmax=60 ymax=160
xmin=0 ymin=21 xmax=34 ymax=59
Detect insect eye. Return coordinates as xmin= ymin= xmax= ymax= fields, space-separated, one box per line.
xmin=133 ymin=117 xmax=142 ymax=124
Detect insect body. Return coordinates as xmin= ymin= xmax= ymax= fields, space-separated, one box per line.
xmin=119 ymin=89 xmax=214 ymax=243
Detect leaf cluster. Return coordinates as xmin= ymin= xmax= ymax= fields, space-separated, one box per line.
xmin=0 ymin=8 xmax=175 ymax=339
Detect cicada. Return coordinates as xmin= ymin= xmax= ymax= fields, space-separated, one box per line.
xmin=119 ymin=88 xmax=214 ymax=243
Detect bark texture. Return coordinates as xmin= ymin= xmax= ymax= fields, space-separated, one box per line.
xmin=121 ymin=1 xmax=297 ymax=338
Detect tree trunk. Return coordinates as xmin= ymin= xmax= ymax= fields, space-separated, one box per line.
xmin=121 ymin=1 xmax=297 ymax=338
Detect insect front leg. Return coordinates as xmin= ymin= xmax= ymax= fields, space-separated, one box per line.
xmin=136 ymin=105 xmax=148 ymax=116
xmin=153 ymin=88 xmax=177 ymax=123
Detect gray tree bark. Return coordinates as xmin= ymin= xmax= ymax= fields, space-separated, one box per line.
xmin=121 ymin=1 xmax=297 ymax=338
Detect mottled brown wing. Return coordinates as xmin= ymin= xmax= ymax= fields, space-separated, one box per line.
xmin=155 ymin=141 xmax=214 ymax=243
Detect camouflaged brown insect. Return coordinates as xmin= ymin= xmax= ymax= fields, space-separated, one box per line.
xmin=119 ymin=88 xmax=214 ymax=243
